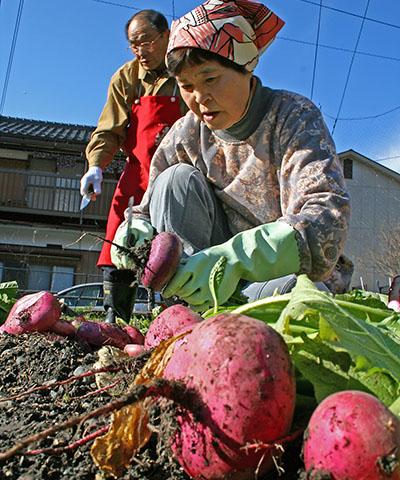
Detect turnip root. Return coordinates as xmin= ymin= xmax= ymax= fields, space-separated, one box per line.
xmin=0 ymin=291 xmax=62 ymax=335
xmin=49 ymin=318 xmax=76 ymax=337
xmin=75 ymin=320 xmax=138 ymax=350
xmin=141 ymin=232 xmax=182 ymax=291
xmin=304 ymin=390 xmax=400 ymax=480
xmin=144 ymin=304 xmax=202 ymax=350
xmin=122 ymin=325 xmax=144 ymax=345
xmin=162 ymin=313 xmax=296 ymax=479
xmin=124 ymin=343 xmax=146 ymax=357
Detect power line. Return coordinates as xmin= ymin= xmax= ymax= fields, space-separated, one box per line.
xmin=298 ymin=0 xmax=400 ymax=30
xmin=278 ymin=36 xmax=400 ymax=63
xmin=172 ymin=0 xmax=176 ymax=20
xmin=0 ymin=0 xmax=24 ymax=115
xmin=332 ymin=0 xmax=371 ymax=134
xmin=375 ymin=155 xmax=400 ymax=162
xmin=310 ymin=0 xmax=323 ymax=100
xmin=90 ymin=0 xmax=174 ymax=18
xmin=324 ymin=104 xmax=400 ymax=121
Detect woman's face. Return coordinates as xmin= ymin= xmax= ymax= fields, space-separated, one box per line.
xmin=175 ymin=60 xmax=252 ymax=130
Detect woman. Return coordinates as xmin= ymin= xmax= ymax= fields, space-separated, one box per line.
xmin=111 ymin=0 xmax=351 ymax=311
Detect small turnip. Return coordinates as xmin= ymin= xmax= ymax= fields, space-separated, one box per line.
xmin=140 ymin=232 xmax=183 ymax=291
xmin=304 ymin=390 xmax=400 ymax=480
xmin=0 ymin=291 xmax=62 ymax=335
xmin=75 ymin=320 xmax=138 ymax=350
xmin=162 ymin=313 xmax=296 ymax=479
xmin=144 ymin=304 xmax=202 ymax=349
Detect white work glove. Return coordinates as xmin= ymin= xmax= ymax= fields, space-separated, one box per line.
xmin=111 ymin=218 xmax=155 ymax=270
xmin=80 ymin=166 xmax=103 ymax=197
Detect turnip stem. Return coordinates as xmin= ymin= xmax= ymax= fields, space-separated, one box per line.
xmin=0 ymin=378 xmax=185 ymax=463
xmin=24 ymin=426 xmax=110 ymax=456
xmin=0 ymin=366 xmax=123 ymax=403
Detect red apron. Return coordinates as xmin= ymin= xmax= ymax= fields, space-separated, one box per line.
xmin=97 ymin=93 xmax=182 ymax=267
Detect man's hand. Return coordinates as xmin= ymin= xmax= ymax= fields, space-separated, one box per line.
xmin=80 ymin=166 xmax=103 ymax=198
xmin=111 ymin=218 xmax=155 ymax=270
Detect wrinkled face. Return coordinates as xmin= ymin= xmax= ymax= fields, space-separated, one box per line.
xmin=176 ymin=60 xmax=252 ymax=130
xmin=127 ymin=18 xmax=169 ymax=71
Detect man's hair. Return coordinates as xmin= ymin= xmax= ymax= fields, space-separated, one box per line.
xmin=167 ymin=48 xmax=248 ymax=76
xmin=125 ymin=10 xmax=169 ymax=39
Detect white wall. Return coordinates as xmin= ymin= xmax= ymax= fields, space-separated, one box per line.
xmin=343 ymin=154 xmax=400 ymax=292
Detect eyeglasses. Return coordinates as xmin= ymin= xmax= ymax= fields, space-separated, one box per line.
xmin=128 ymin=32 xmax=162 ymax=52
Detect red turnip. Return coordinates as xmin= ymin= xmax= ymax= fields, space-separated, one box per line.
xmin=49 ymin=318 xmax=76 ymax=337
xmin=123 ymin=325 xmax=144 ymax=345
xmin=0 ymin=291 xmax=62 ymax=335
xmin=144 ymin=304 xmax=202 ymax=350
xmin=304 ymin=390 xmax=400 ymax=480
xmin=75 ymin=320 xmax=138 ymax=350
xmin=141 ymin=232 xmax=182 ymax=291
xmin=162 ymin=313 xmax=296 ymax=479
xmin=124 ymin=343 xmax=146 ymax=357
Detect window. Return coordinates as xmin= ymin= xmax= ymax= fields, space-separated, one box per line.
xmin=343 ymin=158 xmax=353 ymax=179
xmin=27 ymin=265 xmax=52 ymax=291
xmin=51 ymin=266 xmax=74 ymax=292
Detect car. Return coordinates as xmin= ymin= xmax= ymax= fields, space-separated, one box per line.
xmin=56 ymin=282 xmax=165 ymax=317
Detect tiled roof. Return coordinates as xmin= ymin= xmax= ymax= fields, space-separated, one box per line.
xmin=0 ymin=115 xmax=95 ymax=144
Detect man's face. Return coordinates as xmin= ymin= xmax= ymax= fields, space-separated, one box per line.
xmin=127 ymin=18 xmax=169 ymax=71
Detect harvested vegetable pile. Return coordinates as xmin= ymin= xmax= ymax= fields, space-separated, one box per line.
xmin=0 ymin=329 xmax=303 ymax=479
xmin=1 ymin=274 xmax=399 ymax=479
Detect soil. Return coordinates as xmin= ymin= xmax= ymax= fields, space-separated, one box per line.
xmin=0 ymin=331 xmax=305 ymax=480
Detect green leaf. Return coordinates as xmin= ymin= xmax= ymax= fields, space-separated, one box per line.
xmin=292 ymin=349 xmax=370 ymax=403
xmin=209 ymin=256 xmax=227 ymax=314
xmin=0 ymin=281 xmax=18 ymax=322
xmin=232 ymin=293 xmax=290 ymax=323
xmin=278 ymin=275 xmax=400 ymax=383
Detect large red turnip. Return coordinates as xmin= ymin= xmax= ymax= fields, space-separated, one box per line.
xmin=162 ymin=313 xmax=296 ymax=479
xmin=144 ymin=304 xmax=202 ymax=350
xmin=304 ymin=390 xmax=400 ymax=480
xmin=0 ymin=291 xmax=62 ymax=335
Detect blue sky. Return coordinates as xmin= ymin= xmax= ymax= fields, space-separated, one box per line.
xmin=1 ymin=0 xmax=400 ymax=172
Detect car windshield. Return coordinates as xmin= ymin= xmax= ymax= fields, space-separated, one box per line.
xmin=62 ymin=285 xmax=102 ymax=307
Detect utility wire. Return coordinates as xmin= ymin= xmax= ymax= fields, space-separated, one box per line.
xmin=172 ymin=0 xmax=176 ymax=20
xmin=0 ymin=0 xmax=24 ymax=115
xmin=310 ymin=0 xmax=323 ymax=100
xmin=324 ymin=104 xmax=400 ymax=121
xmin=90 ymin=0 xmax=174 ymax=18
xmin=298 ymin=0 xmax=400 ymax=30
xmin=278 ymin=36 xmax=400 ymax=63
xmin=331 ymin=0 xmax=371 ymax=134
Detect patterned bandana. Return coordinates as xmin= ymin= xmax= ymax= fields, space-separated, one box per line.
xmin=167 ymin=0 xmax=284 ymax=71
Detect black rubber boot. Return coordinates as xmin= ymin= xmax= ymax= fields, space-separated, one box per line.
xmin=102 ymin=268 xmax=137 ymax=323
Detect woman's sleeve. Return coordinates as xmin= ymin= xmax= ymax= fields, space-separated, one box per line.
xmin=276 ymin=96 xmax=350 ymax=281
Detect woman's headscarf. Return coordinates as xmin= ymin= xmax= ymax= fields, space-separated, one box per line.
xmin=167 ymin=0 xmax=284 ymax=71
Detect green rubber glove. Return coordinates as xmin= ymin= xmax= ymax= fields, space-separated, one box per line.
xmin=111 ymin=218 xmax=154 ymax=270
xmin=163 ymin=221 xmax=300 ymax=311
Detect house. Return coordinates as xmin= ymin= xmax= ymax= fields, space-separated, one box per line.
xmin=1 ymin=115 xmax=399 ymax=294
xmin=339 ymin=149 xmax=400 ymax=292
xmin=0 ymin=115 xmax=125 ymax=294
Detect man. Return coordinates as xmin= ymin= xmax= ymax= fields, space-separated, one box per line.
xmin=80 ymin=10 xmax=185 ymax=323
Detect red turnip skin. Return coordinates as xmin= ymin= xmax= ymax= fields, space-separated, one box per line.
xmin=0 ymin=291 xmax=62 ymax=335
xmin=304 ymin=390 xmax=400 ymax=480
xmin=124 ymin=343 xmax=146 ymax=357
xmin=122 ymin=325 xmax=144 ymax=345
xmin=75 ymin=320 xmax=138 ymax=350
xmin=141 ymin=232 xmax=183 ymax=291
xmin=162 ymin=313 xmax=296 ymax=480
xmin=144 ymin=304 xmax=202 ymax=350
xmin=49 ymin=318 xmax=77 ymax=337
